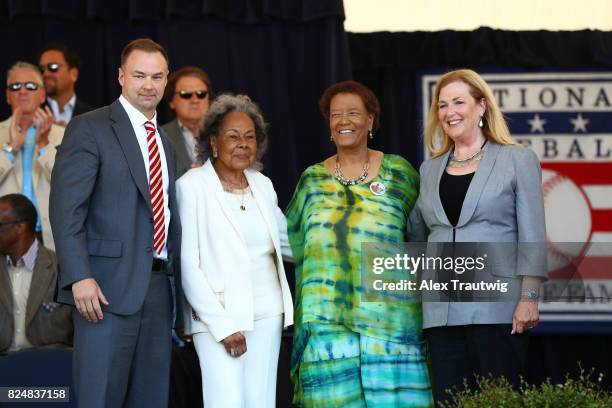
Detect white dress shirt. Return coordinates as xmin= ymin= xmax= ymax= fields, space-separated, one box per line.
xmin=119 ymin=95 xmax=171 ymax=260
xmin=47 ymin=94 xmax=76 ymax=124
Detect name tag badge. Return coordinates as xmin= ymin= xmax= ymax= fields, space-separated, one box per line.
xmin=370 ymin=181 xmax=386 ymax=196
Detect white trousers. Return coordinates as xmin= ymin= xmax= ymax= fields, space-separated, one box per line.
xmin=193 ymin=315 xmax=283 ymax=408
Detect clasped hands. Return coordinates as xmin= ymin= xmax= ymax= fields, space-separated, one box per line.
xmin=8 ymin=106 xmax=55 ymax=151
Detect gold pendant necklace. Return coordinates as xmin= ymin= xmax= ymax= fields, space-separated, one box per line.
xmin=220 ymin=177 xmax=248 ymax=211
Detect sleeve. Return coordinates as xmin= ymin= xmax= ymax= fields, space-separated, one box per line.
xmin=406 ymin=160 xmax=428 ymax=242
xmin=513 ymin=147 xmax=548 ymax=278
xmin=49 ymin=117 xmax=100 ymax=289
xmin=36 ymin=126 xmax=64 ymax=181
xmin=284 ymin=171 xmax=309 ymax=265
xmin=0 ymin=152 xmax=16 ymax=186
xmin=265 ymin=177 xmax=293 ymax=262
xmin=176 ymin=177 xmax=239 ymax=342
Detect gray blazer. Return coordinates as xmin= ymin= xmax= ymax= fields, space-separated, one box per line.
xmin=50 ymin=100 xmax=182 ymax=318
xmin=0 ymin=245 xmax=72 ymax=353
xmin=161 ymin=119 xmax=195 ymax=179
xmin=408 ymin=142 xmax=547 ymax=329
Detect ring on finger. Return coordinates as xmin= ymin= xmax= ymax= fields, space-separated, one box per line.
xmin=230 ymin=347 xmax=237 ymax=357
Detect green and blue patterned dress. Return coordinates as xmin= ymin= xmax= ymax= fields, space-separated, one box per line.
xmin=286 ymin=154 xmax=433 ymax=407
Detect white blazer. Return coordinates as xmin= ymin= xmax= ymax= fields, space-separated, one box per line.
xmin=176 ymin=160 xmax=294 ymax=341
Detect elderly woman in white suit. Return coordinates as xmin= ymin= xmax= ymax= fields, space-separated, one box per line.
xmin=176 ymin=94 xmax=293 ymax=408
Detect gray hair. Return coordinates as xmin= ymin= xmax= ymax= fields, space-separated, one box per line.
xmin=197 ymin=94 xmax=268 ymax=168
xmin=6 ymin=61 xmax=43 ymax=86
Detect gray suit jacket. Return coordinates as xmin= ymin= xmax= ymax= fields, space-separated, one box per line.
xmin=0 ymin=245 xmax=73 ymax=353
xmin=408 ymin=142 xmax=547 ymax=328
xmin=161 ymin=119 xmax=195 ymax=179
xmin=49 ymin=100 xmax=182 ymax=319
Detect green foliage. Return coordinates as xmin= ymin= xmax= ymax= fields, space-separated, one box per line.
xmin=440 ymin=366 xmax=612 ymax=408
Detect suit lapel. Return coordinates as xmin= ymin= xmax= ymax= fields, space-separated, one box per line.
xmin=432 ymin=151 xmax=452 ymax=226
xmin=456 ymin=142 xmax=501 ymax=227
xmin=0 ymin=261 xmax=13 ymax=313
xmin=168 ymin=120 xmax=192 ymax=167
xmin=25 ymin=246 xmax=54 ymax=327
xmin=110 ymin=100 xmax=152 ymax=212
xmin=203 ymin=161 xmax=246 ymax=243
xmin=159 ymin=127 xmax=176 ymax=185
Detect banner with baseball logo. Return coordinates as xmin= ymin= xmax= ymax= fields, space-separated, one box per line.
xmin=420 ymin=72 xmax=612 ymax=331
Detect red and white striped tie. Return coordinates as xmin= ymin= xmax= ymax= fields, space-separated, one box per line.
xmin=144 ymin=121 xmax=166 ymax=255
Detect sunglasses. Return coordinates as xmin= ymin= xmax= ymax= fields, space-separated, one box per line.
xmin=177 ymin=90 xmax=208 ymax=100
xmin=39 ymin=63 xmax=60 ymax=73
xmin=8 ymin=82 xmax=40 ymax=92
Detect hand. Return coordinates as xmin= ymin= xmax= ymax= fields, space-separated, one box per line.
xmin=8 ymin=107 xmax=26 ymax=151
xmin=33 ymin=106 xmax=54 ymax=149
xmin=72 ymin=278 xmax=109 ymax=323
xmin=511 ymin=299 xmax=539 ymax=334
xmin=221 ymin=332 xmax=247 ymax=358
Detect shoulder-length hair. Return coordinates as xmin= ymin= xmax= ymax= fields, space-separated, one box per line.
xmin=425 ymin=69 xmax=518 ymax=158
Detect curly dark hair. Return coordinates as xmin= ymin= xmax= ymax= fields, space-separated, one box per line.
xmin=197 ymin=94 xmax=268 ymax=167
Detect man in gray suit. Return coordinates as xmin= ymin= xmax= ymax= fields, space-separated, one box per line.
xmin=0 ymin=194 xmax=72 ymax=354
xmin=162 ymin=66 xmax=212 ymax=178
xmin=50 ymin=38 xmax=182 ymax=407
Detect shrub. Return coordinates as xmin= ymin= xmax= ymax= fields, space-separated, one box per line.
xmin=440 ymin=367 xmax=612 ymax=408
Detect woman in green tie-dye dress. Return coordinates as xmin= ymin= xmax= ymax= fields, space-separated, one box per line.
xmin=286 ymin=81 xmax=433 ymax=407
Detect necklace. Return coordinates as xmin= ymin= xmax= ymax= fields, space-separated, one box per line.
xmin=334 ymin=154 xmax=370 ymax=186
xmin=448 ymin=140 xmax=487 ymax=168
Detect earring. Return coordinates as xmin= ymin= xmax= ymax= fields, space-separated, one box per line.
xmin=330 ymin=134 xmax=334 ymax=142
xmin=368 ymin=130 xmax=374 ymax=139
xmin=212 ymin=148 xmax=218 ymax=158
xmin=478 ymin=117 xmax=483 ymax=128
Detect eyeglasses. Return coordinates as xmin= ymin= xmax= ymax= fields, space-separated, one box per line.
xmin=176 ymin=90 xmax=208 ymax=100
xmin=0 ymin=219 xmax=25 ymax=229
xmin=8 ymin=82 xmax=40 ymax=92
xmin=39 ymin=63 xmax=60 ymax=73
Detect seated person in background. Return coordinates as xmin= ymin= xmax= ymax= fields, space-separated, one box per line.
xmin=0 ymin=194 xmax=72 ymax=354
xmin=0 ymin=61 xmax=64 ymax=250
xmin=38 ymin=43 xmax=94 ymax=126
xmin=162 ymin=66 xmax=212 ymax=177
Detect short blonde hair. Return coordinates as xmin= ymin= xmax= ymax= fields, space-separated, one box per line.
xmin=424 ymin=69 xmax=518 ymax=158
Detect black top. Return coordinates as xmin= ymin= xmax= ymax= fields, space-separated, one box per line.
xmin=439 ymin=171 xmax=475 ymax=227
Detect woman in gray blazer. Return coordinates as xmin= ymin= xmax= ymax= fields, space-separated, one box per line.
xmin=408 ymin=69 xmax=547 ymax=404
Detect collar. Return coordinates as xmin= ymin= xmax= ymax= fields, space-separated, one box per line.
xmin=47 ymin=94 xmax=76 ymax=111
xmin=5 ymin=239 xmax=39 ymax=270
xmin=119 ymin=95 xmax=157 ymax=129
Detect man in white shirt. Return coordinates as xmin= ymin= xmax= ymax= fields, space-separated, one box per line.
xmin=38 ymin=44 xmax=94 ymax=126
xmin=0 ymin=194 xmax=72 ymax=354
xmin=162 ymin=66 xmax=212 ymax=178
xmin=50 ymin=38 xmax=182 ymax=408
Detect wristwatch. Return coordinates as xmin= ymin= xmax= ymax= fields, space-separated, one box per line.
xmin=2 ymin=143 xmax=14 ymax=154
xmin=521 ymin=289 xmax=539 ymax=301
